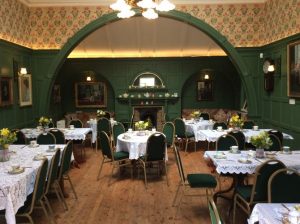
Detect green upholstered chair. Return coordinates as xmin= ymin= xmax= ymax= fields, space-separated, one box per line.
xmin=162 ymin=122 xmax=175 ymax=149
xmin=227 ymin=130 xmax=246 ymax=150
xmin=104 ymin=111 xmax=111 ymax=119
xmin=268 ymin=168 xmax=300 ymax=203
xmin=243 ymin=120 xmax=255 ymax=129
xmin=112 ymin=122 xmax=125 ymax=148
xmin=69 ymin=119 xmax=83 ymax=128
xmin=233 ymin=159 xmax=286 ymax=224
xmin=58 ymin=141 xmax=78 ymax=199
xmin=138 ymin=132 xmax=168 ymax=188
xmin=216 ymin=134 xmax=238 ymax=151
xmin=174 ymin=118 xmax=196 ymax=152
xmin=15 ymin=159 xmax=53 ymax=224
xmin=97 ymin=131 xmax=132 ymax=181
xmin=49 ymin=129 xmax=65 ymax=144
xmin=172 ymin=146 xmax=217 ymax=211
xmin=96 ymin=117 xmax=111 ymax=149
xmin=44 ymin=148 xmax=68 ymax=212
xmin=200 ymin=112 xmax=210 ymax=120
xmin=268 ymin=129 xmax=283 ymax=145
xmin=213 ymin=122 xmax=227 ymax=130
xmin=36 ymin=132 xmax=56 ymax=145
xmin=12 ymin=129 xmax=26 ymax=145
xmin=267 ymin=134 xmax=282 ymax=151
xmin=208 ymin=197 xmax=223 ymax=224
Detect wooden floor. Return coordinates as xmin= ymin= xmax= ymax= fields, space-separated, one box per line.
xmin=2 ymin=144 xmax=248 ymax=224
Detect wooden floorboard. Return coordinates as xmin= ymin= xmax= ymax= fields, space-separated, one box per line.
xmin=1 ymin=143 xmax=248 ymax=224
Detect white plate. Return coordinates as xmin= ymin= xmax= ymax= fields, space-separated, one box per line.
xmin=28 ymin=144 xmax=39 ymax=148
xmin=238 ymin=159 xmax=252 ymax=164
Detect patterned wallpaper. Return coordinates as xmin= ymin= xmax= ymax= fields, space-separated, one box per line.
xmin=0 ymin=0 xmax=299 ymax=49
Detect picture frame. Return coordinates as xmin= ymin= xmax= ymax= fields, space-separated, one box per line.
xmin=0 ymin=77 xmax=13 ymax=106
xmin=197 ymin=80 xmax=213 ymax=101
xmin=18 ymin=74 xmax=32 ymax=107
xmin=287 ymin=40 xmax=300 ymax=97
xmin=52 ymin=84 xmax=61 ymax=104
xmin=75 ymin=82 xmax=107 ymax=108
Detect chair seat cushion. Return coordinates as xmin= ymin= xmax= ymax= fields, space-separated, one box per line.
xmin=235 ymin=185 xmax=253 ymax=200
xmin=177 ymin=131 xmax=194 ymax=138
xmin=187 ymin=173 xmax=217 ymax=188
xmin=113 ymin=151 xmax=129 ymax=160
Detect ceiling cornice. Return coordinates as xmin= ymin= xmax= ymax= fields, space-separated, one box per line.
xmin=19 ymin=0 xmax=267 ymax=7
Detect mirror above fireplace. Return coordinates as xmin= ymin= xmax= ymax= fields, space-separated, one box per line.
xmin=131 ymin=72 xmax=165 ymax=88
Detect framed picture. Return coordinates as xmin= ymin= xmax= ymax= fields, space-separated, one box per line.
xmin=0 ymin=77 xmax=13 ymax=106
xmin=288 ymin=40 xmax=300 ymax=97
xmin=197 ymin=80 xmax=213 ymax=101
xmin=75 ymin=82 xmax=107 ymax=108
xmin=18 ymin=74 xmax=32 ymax=107
xmin=52 ymin=84 xmax=61 ymax=104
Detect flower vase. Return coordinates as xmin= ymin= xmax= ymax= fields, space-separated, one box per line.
xmin=43 ymin=125 xmax=49 ymax=133
xmin=0 ymin=145 xmax=10 ymax=162
xmin=256 ymin=148 xmax=265 ymax=158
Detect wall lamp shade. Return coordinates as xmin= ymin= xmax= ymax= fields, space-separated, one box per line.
xmin=268 ymin=64 xmax=275 ymax=72
xmin=20 ymin=67 xmax=27 ymax=75
xmin=86 ymin=76 xmax=92 ymax=81
xmin=110 ymin=0 xmax=175 ymax=19
xmin=204 ymin=74 xmax=210 ymax=80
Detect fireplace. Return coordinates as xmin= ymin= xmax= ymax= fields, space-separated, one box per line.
xmin=133 ymin=106 xmax=164 ymax=131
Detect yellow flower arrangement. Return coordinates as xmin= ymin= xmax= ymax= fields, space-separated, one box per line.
xmin=0 ymin=128 xmax=17 ymax=148
xmin=135 ymin=121 xmax=149 ymax=131
xmin=229 ymin=114 xmax=244 ymax=128
xmin=39 ymin=116 xmax=52 ymax=127
xmin=97 ymin=110 xmax=106 ymax=117
xmin=250 ymin=131 xmax=273 ymax=149
xmin=191 ymin=110 xmax=201 ymax=118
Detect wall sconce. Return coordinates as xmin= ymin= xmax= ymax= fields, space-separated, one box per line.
xmin=19 ymin=67 xmax=28 ymax=76
xmin=86 ymin=76 xmax=92 ymax=82
xmin=83 ymin=70 xmax=95 ymax=82
xmin=263 ymin=59 xmax=275 ymax=92
xmin=204 ymin=74 xmax=210 ymax=80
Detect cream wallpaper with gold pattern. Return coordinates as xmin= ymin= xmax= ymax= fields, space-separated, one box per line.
xmin=0 ymin=0 xmax=299 ymax=49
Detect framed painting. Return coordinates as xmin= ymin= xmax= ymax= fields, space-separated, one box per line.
xmin=52 ymin=84 xmax=61 ymax=104
xmin=197 ymin=80 xmax=213 ymax=101
xmin=0 ymin=77 xmax=13 ymax=106
xmin=288 ymin=40 xmax=300 ymax=97
xmin=75 ymin=82 xmax=107 ymax=108
xmin=18 ymin=74 xmax=32 ymax=107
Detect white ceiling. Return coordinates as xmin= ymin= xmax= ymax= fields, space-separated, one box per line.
xmin=68 ymin=17 xmax=226 ymax=58
xmin=20 ymin=0 xmax=267 ymax=7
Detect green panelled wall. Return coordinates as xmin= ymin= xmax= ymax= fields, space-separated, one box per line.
xmin=57 ymin=57 xmax=241 ymax=121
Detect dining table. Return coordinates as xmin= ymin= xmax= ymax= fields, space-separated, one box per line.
xmin=116 ymin=131 xmax=167 ymax=160
xmin=0 ymin=144 xmax=67 ymax=224
xmin=184 ymin=119 xmax=214 ymax=141
xmin=248 ymin=203 xmax=300 ymax=224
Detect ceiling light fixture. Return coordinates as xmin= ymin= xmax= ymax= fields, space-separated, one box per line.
xmin=110 ymin=0 xmax=175 ymax=19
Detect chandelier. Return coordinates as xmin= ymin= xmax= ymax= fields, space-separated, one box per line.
xmin=110 ymin=0 xmax=175 ymax=20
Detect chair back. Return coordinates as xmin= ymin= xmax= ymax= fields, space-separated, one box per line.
xmin=104 ymin=111 xmax=111 ymax=119
xmin=174 ymin=118 xmax=186 ymax=137
xmin=99 ymin=131 xmax=113 ymax=160
xmin=162 ymin=122 xmax=175 ymax=147
xmin=145 ymin=133 xmax=166 ymax=162
xmin=174 ymin=146 xmax=186 ymax=183
xmin=36 ymin=132 xmax=56 ymax=145
xmin=268 ymin=129 xmax=283 ymax=145
xmin=216 ymin=134 xmax=238 ymax=151
xmin=268 ymin=168 xmax=300 ymax=203
xmin=31 ymin=159 xmax=49 ymax=207
xmin=58 ymin=141 xmax=73 ymax=179
xmin=49 ymin=129 xmax=65 ymax=144
xmin=45 ymin=148 xmax=61 ymax=194
xmin=243 ymin=120 xmax=255 ymax=129
xmin=12 ymin=129 xmax=26 ymax=144
xmin=227 ymin=130 xmax=246 ymax=150
xmin=112 ymin=122 xmax=125 ymax=145
xmin=208 ymin=197 xmax=222 ymax=224
xmin=250 ymin=159 xmax=286 ymax=203
xmin=97 ymin=117 xmax=111 ymax=135
xmin=267 ymin=134 xmax=282 ymax=151
xmin=213 ymin=122 xmax=227 ymax=130
xmin=200 ymin=112 xmax=210 ymax=120
xmin=69 ymin=119 xmax=83 ymax=128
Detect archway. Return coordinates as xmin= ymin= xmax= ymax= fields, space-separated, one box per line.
xmin=45 ymin=10 xmax=257 ymax=117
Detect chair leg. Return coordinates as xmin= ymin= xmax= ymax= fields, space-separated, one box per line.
xmin=55 ymin=181 xmax=68 ymax=211
xmin=40 ymin=199 xmax=55 ymax=224
xmin=164 ymin=161 xmax=169 ymax=186
xmin=184 ymin=139 xmax=188 ymax=153
xmin=172 ymin=182 xmax=181 ymax=206
xmin=233 ymin=194 xmax=237 ymax=224
xmin=142 ymin=163 xmax=147 ymax=189
xmin=97 ymin=157 xmax=105 ymax=180
xmin=53 ymin=182 xmax=68 ymax=211
xmin=65 ymin=174 xmax=78 ymax=199
xmin=43 ymin=196 xmax=56 ymax=221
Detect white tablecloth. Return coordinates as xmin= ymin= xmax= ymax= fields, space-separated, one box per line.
xmin=204 ymin=150 xmax=300 ymax=174
xmin=87 ymin=119 xmax=117 ymax=143
xmin=21 ymin=128 xmax=93 ymax=142
xmin=116 ymin=131 xmax=167 ymax=160
xmin=197 ymin=129 xmax=293 ymax=143
xmin=184 ymin=120 xmax=214 ymax=141
xmin=0 ymin=144 xmax=66 ymax=224
xmin=249 ymin=203 xmax=300 ymax=224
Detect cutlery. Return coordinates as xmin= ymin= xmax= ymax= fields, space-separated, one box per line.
xmin=23 ymin=166 xmax=32 ymax=168
xmin=20 ymin=145 xmax=27 ymax=149
xmin=281 ymin=203 xmax=290 ymax=212
xmin=254 ymin=158 xmax=262 ymax=163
